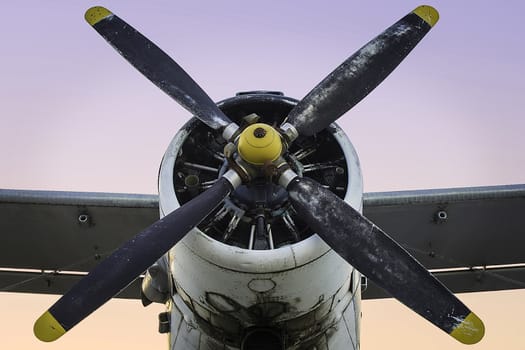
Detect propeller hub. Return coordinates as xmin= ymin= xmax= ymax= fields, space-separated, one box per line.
xmin=237 ymin=123 xmax=282 ymax=165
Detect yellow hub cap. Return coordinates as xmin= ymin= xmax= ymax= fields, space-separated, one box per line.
xmin=237 ymin=123 xmax=283 ymax=165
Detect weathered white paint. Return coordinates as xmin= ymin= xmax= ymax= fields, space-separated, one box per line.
xmin=157 ymin=115 xmax=363 ymax=349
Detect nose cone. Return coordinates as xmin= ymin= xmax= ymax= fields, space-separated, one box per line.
xmin=237 ymin=123 xmax=283 ymax=165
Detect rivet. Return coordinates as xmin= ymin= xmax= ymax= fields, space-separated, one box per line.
xmin=435 ymin=210 xmax=448 ymax=222
xmin=78 ymin=214 xmax=89 ymax=224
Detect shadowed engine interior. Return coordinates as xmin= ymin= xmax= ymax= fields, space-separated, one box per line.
xmin=241 ymin=327 xmax=284 ymax=350
xmin=173 ymin=92 xmax=349 ymax=249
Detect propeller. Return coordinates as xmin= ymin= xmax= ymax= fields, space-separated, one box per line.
xmin=33 ymin=172 xmax=240 ymax=342
xmin=282 ymin=5 xmax=439 ymax=139
xmin=283 ymin=173 xmax=484 ymax=344
xmin=34 ymin=4 xmax=485 ymax=346
xmin=84 ymin=6 xmax=238 ymax=138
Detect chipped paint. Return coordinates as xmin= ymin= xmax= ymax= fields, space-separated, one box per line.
xmin=288 ymin=176 xmax=478 ymax=341
xmin=286 ymin=11 xmax=434 ymax=137
xmin=90 ymin=11 xmax=232 ymax=131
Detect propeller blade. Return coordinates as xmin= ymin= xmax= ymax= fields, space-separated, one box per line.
xmin=84 ymin=6 xmax=236 ymax=133
xmin=34 ymin=173 xmax=239 ymax=342
xmin=284 ymin=5 xmax=439 ymax=137
xmin=286 ymin=176 xmax=484 ymax=344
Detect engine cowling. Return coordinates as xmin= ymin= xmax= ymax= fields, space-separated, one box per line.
xmin=156 ymin=91 xmax=364 ymax=348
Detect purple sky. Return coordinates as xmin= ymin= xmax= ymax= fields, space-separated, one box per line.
xmin=1 ymin=1 xmax=524 ymax=349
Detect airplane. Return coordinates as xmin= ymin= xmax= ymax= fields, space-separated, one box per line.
xmin=1 ymin=3 xmax=524 ymax=350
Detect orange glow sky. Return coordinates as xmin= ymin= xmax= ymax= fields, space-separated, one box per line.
xmin=1 ymin=0 xmax=524 ymax=349
xmin=1 ymin=290 xmax=524 ymax=349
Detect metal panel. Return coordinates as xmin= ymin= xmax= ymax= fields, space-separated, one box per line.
xmin=0 ymin=189 xmax=159 ymax=272
xmin=363 ymin=184 xmax=525 ymax=269
xmin=362 ymin=266 xmax=525 ymax=299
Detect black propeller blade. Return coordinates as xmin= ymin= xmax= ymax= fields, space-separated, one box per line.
xmin=34 ymin=173 xmax=239 ymax=342
xmin=285 ymin=175 xmax=484 ymax=345
xmin=283 ymin=5 xmax=438 ymax=138
xmin=84 ymin=6 xmax=237 ymax=135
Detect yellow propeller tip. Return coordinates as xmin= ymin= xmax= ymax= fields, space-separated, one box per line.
xmin=413 ymin=5 xmax=439 ymax=27
xmin=450 ymin=312 xmax=485 ymax=345
xmin=34 ymin=311 xmax=66 ymax=342
xmin=85 ymin=6 xmax=113 ymax=26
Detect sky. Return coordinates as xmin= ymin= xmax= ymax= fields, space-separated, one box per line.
xmin=1 ymin=0 xmax=524 ymax=349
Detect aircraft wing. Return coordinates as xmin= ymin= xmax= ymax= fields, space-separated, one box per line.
xmin=0 ymin=189 xmax=158 ymax=298
xmin=362 ymin=184 xmax=525 ymax=298
xmin=1 ymin=185 xmax=524 ymax=299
